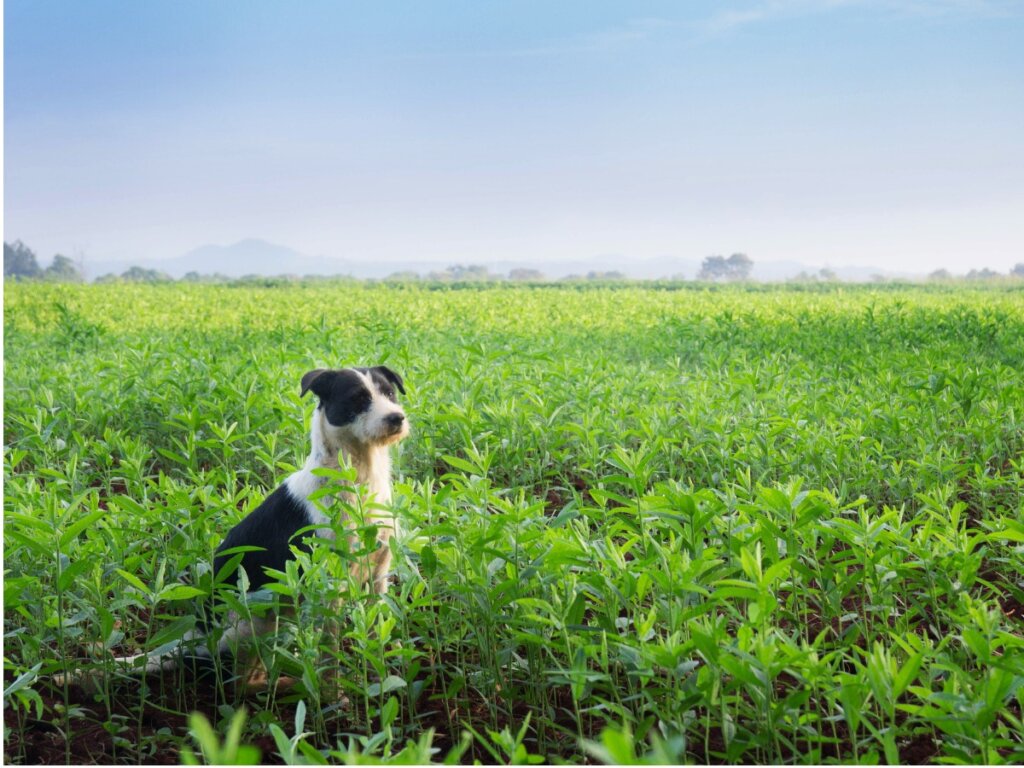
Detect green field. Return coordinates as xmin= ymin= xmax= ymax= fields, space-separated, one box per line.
xmin=4 ymin=282 xmax=1024 ymax=764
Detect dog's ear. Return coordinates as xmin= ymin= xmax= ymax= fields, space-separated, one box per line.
xmin=300 ymin=369 xmax=332 ymax=398
xmin=372 ymin=365 xmax=405 ymax=395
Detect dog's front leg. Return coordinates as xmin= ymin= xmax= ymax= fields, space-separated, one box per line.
xmin=370 ymin=528 xmax=394 ymax=595
xmin=346 ymin=527 xmax=393 ymax=595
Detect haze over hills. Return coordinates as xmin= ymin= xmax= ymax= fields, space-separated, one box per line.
xmin=86 ymin=239 xmax=339 ymax=280
xmin=83 ymin=238 xmax=920 ymax=282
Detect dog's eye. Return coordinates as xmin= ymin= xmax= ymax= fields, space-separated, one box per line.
xmin=381 ymin=387 xmax=394 ymax=399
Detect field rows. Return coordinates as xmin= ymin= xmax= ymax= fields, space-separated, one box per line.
xmin=4 ymin=282 xmax=1024 ymax=764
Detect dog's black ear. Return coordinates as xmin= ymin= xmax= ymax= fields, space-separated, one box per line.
xmin=300 ymin=369 xmax=332 ymax=398
xmin=372 ymin=365 xmax=405 ymax=395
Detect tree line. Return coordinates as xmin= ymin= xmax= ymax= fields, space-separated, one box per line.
xmin=6 ymin=239 xmax=1023 ymax=284
xmin=4 ymin=241 xmax=84 ymax=282
xmin=2 ymin=241 xmax=754 ymax=284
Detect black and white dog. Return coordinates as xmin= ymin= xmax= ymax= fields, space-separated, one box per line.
xmin=60 ymin=365 xmax=409 ymax=685
xmin=216 ymin=365 xmax=409 ymax=598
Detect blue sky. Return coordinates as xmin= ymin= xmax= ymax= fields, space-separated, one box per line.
xmin=5 ymin=0 xmax=1023 ymax=273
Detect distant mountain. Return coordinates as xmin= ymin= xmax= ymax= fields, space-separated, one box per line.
xmin=85 ymin=239 xmax=350 ymax=279
xmin=83 ymin=239 xmax=920 ymax=282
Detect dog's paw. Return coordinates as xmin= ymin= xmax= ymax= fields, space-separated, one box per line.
xmin=52 ymin=668 xmax=103 ymax=694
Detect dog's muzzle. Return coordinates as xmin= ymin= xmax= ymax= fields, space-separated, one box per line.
xmin=383 ymin=413 xmax=406 ymax=435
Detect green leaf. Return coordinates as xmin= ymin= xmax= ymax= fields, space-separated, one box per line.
xmin=156 ymin=448 xmax=189 ymax=465
xmin=380 ymin=696 xmax=399 ymax=728
xmin=837 ymin=678 xmax=865 ymax=734
xmin=893 ymin=652 xmax=923 ymax=698
xmin=59 ymin=509 xmax=106 ymax=548
xmin=962 ymin=628 xmax=990 ymax=660
xmin=441 ymin=454 xmax=482 ymax=475
xmin=188 ymin=711 xmax=220 ymax=764
xmin=268 ymin=724 xmax=293 ymax=762
xmin=297 ymin=740 xmax=328 ymax=764
xmin=116 ymin=568 xmax=151 ymax=596
xmin=158 ymin=584 xmax=207 ymax=601
xmin=420 ymin=543 xmax=438 ymax=578
xmin=3 ymin=663 xmax=42 ymax=701
xmin=366 ymin=675 xmax=407 ymax=697
xmin=56 ymin=556 xmax=93 ymax=592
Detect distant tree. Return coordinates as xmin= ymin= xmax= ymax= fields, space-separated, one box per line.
xmin=428 ymin=264 xmax=495 ymax=282
xmin=120 ymin=265 xmax=173 ymax=283
xmin=44 ymin=254 xmax=84 ymax=282
xmin=180 ymin=271 xmax=232 ymax=283
xmin=508 ymin=268 xmax=546 ymax=282
xmin=585 ymin=270 xmax=626 ymax=281
xmin=726 ymin=253 xmax=753 ymax=280
xmin=94 ymin=273 xmax=120 ymax=284
xmin=966 ymin=268 xmax=1000 ymax=280
xmin=4 ymin=240 xmax=43 ymax=279
xmin=818 ymin=267 xmax=837 ymax=282
xmin=929 ymin=269 xmax=953 ymax=281
xmin=697 ymin=255 xmax=727 ymax=281
xmin=1010 ymin=263 xmax=1024 ymax=278
xmin=698 ymin=253 xmax=753 ymax=281
xmin=384 ymin=270 xmax=421 ymax=282
xmin=459 ymin=265 xmax=494 ymax=281
xmin=232 ymin=274 xmax=302 ymax=286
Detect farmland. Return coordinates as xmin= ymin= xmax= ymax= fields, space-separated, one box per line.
xmin=3 ymin=281 xmax=1024 ymax=764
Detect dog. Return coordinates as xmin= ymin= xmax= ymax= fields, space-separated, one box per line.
xmin=216 ymin=365 xmax=409 ymax=598
xmin=58 ymin=365 xmax=409 ymax=688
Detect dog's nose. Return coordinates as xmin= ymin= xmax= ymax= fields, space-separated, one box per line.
xmin=384 ymin=413 xmax=405 ymax=429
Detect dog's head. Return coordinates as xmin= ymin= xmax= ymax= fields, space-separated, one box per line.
xmin=300 ymin=366 xmax=409 ymax=447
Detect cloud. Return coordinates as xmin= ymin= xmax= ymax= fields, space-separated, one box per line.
xmin=700 ymin=0 xmax=1021 ymax=33
xmin=495 ymin=17 xmax=676 ymax=58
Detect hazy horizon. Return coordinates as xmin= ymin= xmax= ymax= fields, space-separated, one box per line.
xmin=5 ymin=1 xmax=1023 ymax=273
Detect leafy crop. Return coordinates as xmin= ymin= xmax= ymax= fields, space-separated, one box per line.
xmin=4 ymin=281 xmax=1023 ymax=764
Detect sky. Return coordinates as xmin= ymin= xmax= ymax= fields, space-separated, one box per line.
xmin=4 ymin=0 xmax=1024 ymax=274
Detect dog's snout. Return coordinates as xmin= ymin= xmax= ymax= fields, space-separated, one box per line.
xmin=384 ymin=413 xmax=405 ymax=428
